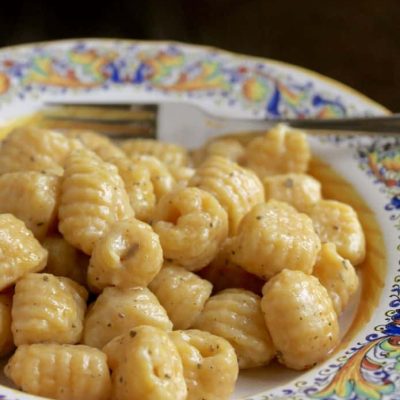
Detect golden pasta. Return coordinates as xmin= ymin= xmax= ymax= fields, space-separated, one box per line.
xmin=244 ymin=124 xmax=311 ymax=177
xmin=0 ymin=214 xmax=47 ymax=291
xmin=261 ymin=269 xmax=340 ymax=370
xmin=121 ymin=138 xmax=189 ymax=167
xmin=263 ymin=173 xmax=321 ymax=212
xmin=0 ymin=127 xmax=81 ymax=176
xmin=308 ymin=199 xmax=366 ymax=265
xmin=58 ymin=148 xmax=134 ymax=255
xmin=102 ymin=325 xmax=187 ymax=400
xmin=149 ymin=264 xmax=213 ymax=329
xmin=42 ymin=235 xmax=89 ymax=286
xmin=194 ymin=288 xmax=275 ymax=369
xmin=87 ymin=217 xmax=163 ymax=292
xmin=5 ymin=343 xmax=111 ymax=400
xmin=83 ymin=286 xmax=172 ymax=349
xmin=106 ymin=156 xmax=156 ymax=222
xmin=129 ymin=154 xmax=176 ymax=200
xmin=153 ymin=186 xmax=228 ymax=271
xmin=230 ymin=200 xmax=321 ymax=279
xmin=170 ymin=329 xmax=238 ymax=400
xmin=12 ymin=273 xmax=88 ymax=345
xmin=313 ymin=242 xmax=359 ymax=314
xmin=0 ymin=171 xmax=61 ymax=240
xmin=189 ymin=155 xmax=264 ymax=235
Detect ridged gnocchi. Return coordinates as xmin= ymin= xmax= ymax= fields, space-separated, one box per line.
xmin=193 ymin=138 xmax=245 ymax=166
xmin=129 ymin=154 xmax=176 ymax=200
xmin=12 ymin=273 xmax=88 ymax=345
xmin=83 ymin=286 xmax=172 ymax=349
xmin=0 ymin=214 xmax=47 ymax=290
xmin=190 ymin=155 xmax=264 ymax=234
xmin=261 ymin=269 xmax=339 ymax=370
xmin=0 ymin=171 xmax=61 ymax=240
xmin=87 ymin=218 xmax=163 ymax=292
xmin=194 ymin=289 xmax=276 ymax=369
xmin=308 ymin=199 xmax=366 ymax=265
xmin=106 ymin=156 xmax=156 ymax=222
xmin=0 ymin=127 xmax=81 ymax=176
xmin=121 ymin=138 xmax=189 ymax=167
xmin=153 ymin=187 xmax=228 ymax=271
xmin=58 ymin=149 xmax=134 ymax=255
xmin=230 ymin=200 xmax=321 ymax=279
xmin=313 ymin=242 xmax=359 ymax=314
xmin=103 ymin=325 xmax=187 ymax=400
xmin=244 ymin=124 xmax=311 ymax=177
xmin=170 ymin=329 xmax=238 ymax=400
xmin=263 ymin=173 xmax=321 ymax=212
xmin=149 ymin=264 xmax=212 ymax=329
xmin=5 ymin=343 xmax=111 ymax=400
xmin=42 ymin=235 xmax=89 ymax=286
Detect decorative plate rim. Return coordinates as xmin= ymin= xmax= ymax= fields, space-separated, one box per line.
xmin=0 ymin=37 xmax=390 ymax=115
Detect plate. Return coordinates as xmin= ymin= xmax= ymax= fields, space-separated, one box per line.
xmin=0 ymin=38 xmax=398 ymax=400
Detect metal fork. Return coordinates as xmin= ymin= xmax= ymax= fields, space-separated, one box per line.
xmin=35 ymin=102 xmax=400 ymax=149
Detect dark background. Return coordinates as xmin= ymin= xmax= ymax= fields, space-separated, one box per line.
xmin=0 ymin=0 xmax=398 ymax=110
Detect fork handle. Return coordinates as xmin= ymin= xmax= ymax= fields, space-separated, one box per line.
xmin=275 ymin=113 xmax=400 ymax=133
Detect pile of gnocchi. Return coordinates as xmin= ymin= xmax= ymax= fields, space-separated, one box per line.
xmin=0 ymin=124 xmax=364 ymax=400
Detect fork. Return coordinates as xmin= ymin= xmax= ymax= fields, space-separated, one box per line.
xmin=35 ymin=102 xmax=400 ymax=149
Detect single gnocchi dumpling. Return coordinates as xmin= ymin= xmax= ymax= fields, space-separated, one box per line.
xmin=263 ymin=173 xmax=321 ymax=212
xmin=83 ymin=286 xmax=172 ymax=349
xmin=87 ymin=218 xmax=163 ymax=292
xmin=121 ymin=139 xmax=189 ymax=168
xmin=103 ymin=325 xmax=187 ymax=400
xmin=12 ymin=273 xmax=88 ymax=345
xmin=5 ymin=343 xmax=111 ymax=400
xmin=0 ymin=214 xmax=47 ymax=291
xmin=189 ymin=155 xmax=264 ymax=235
xmin=129 ymin=154 xmax=176 ymax=200
xmin=149 ymin=264 xmax=212 ymax=329
xmin=58 ymin=149 xmax=134 ymax=255
xmin=261 ymin=269 xmax=339 ymax=370
xmin=106 ymin=156 xmax=156 ymax=222
xmin=0 ymin=293 xmax=14 ymax=357
xmin=199 ymin=239 xmax=264 ymax=294
xmin=0 ymin=171 xmax=61 ymax=241
xmin=170 ymin=329 xmax=238 ymax=400
xmin=64 ymin=130 xmax=126 ymax=160
xmin=0 ymin=127 xmax=81 ymax=176
xmin=153 ymin=187 xmax=228 ymax=271
xmin=194 ymin=288 xmax=275 ymax=369
xmin=308 ymin=199 xmax=366 ymax=265
xmin=42 ymin=235 xmax=89 ymax=286
xmin=244 ymin=124 xmax=311 ymax=178
xmin=313 ymin=242 xmax=359 ymax=314
xmin=230 ymin=200 xmax=321 ymax=279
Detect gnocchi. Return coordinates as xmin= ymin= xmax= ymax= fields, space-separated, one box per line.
xmin=103 ymin=325 xmax=187 ymax=400
xmin=230 ymin=200 xmax=321 ymax=279
xmin=194 ymin=288 xmax=275 ymax=369
xmin=149 ymin=264 xmax=213 ymax=329
xmin=87 ymin=217 xmax=163 ymax=292
xmin=0 ymin=125 xmax=367 ymax=400
xmin=152 ymin=186 xmax=228 ymax=271
xmin=261 ymin=269 xmax=339 ymax=370
xmin=83 ymin=286 xmax=172 ymax=349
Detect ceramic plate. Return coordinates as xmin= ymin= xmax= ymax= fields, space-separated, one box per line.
xmin=0 ymin=39 xmax=398 ymax=400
